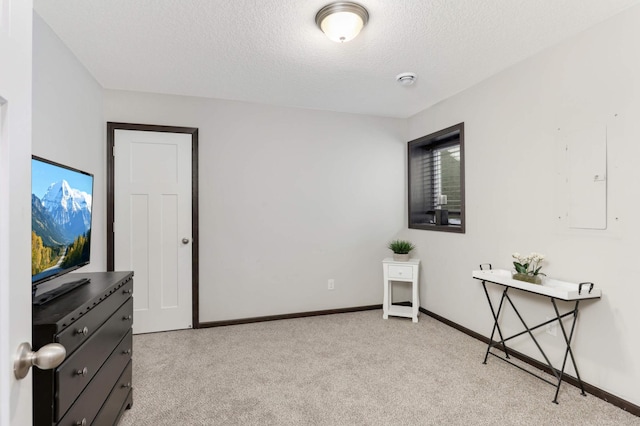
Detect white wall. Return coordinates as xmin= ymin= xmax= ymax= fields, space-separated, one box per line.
xmin=32 ymin=13 xmax=106 ymax=273
xmin=406 ymin=6 xmax=640 ymax=405
xmin=103 ymin=91 xmax=407 ymax=321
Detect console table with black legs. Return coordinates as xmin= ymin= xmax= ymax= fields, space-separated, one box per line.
xmin=472 ymin=265 xmax=601 ymax=404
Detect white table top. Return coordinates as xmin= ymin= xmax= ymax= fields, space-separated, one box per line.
xmin=383 ymin=258 xmax=420 ymax=265
xmin=472 ymin=269 xmax=601 ymax=301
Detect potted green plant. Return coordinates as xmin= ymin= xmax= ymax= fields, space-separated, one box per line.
xmin=388 ymin=239 xmax=415 ymax=262
xmin=512 ymin=252 xmax=546 ymax=284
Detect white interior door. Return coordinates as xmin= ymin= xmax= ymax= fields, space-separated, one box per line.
xmin=114 ymin=129 xmax=193 ymax=334
xmin=1 ymin=0 xmax=34 ymax=424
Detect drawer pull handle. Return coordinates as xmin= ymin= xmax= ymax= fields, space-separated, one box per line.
xmin=122 ymin=348 xmax=132 ymax=355
xmin=75 ymin=367 xmax=88 ymax=377
xmin=122 ymin=382 xmax=132 ymax=389
xmin=123 ymin=315 xmax=133 ymax=321
xmin=75 ymin=326 xmax=89 ymax=336
xmin=75 ymin=418 xmax=87 ymax=426
xmin=123 ymin=288 xmax=133 ymax=294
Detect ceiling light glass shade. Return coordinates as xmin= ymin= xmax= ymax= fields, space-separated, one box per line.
xmin=316 ymin=2 xmax=369 ymax=43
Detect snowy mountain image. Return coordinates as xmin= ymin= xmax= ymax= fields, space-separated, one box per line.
xmin=32 ymin=194 xmax=67 ymax=247
xmin=40 ymin=179 xmax=92 ymax=243
xmin=32 ymin=177 xmax=92 ymax=280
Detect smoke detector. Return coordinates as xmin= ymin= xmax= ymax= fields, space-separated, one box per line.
xmin=396 ymin=72 xmax=417 ymax=86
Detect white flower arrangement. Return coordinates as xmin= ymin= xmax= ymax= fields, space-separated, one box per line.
xmin=512 ymin=252 xmax=546 ymax=277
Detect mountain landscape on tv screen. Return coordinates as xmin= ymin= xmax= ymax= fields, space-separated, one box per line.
xmin=32 ymin=179 xmax=92 ymax=280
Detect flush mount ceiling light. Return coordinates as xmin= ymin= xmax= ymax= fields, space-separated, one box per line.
xmin=396 ymin=72 xmax=417 ymax=86
xmin=315 ymin=2 xmax=369 ymax=43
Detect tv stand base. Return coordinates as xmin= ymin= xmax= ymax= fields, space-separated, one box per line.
xmin=33 ymin=278 xmax=91 ymax=306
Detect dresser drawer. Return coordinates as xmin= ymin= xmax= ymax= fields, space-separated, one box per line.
xmin=93 ymin=361 xmax=133 ymax=426
xmin=56 ymin=299 xmax=133 ymax=420
xmin=388 ymin=265 xmax=413 ymax=280
xmin=57 ymin=332 xmax=133 ymax=426
xmin=56 ymin=279 xmax=133 ymax=355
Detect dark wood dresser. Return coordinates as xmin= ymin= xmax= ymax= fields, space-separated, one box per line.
xmin=33 ymin=271 xmax=134 ymax=426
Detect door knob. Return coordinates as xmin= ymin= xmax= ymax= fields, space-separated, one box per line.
xmin=182 ymin=238 xmax=190 ymax=244
xmin=14 ymin=342 xmax=66 ymax=380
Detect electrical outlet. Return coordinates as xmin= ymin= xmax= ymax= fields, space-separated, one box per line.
xmin=546 ymin=317 xmax=557 ymax=336
xmin=328 ymin=279 xmax=335 ymax=290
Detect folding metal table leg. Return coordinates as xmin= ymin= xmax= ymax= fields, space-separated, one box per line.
xmin=503 ymin=292 xmax=562 ymax=398
xmin=476 ymin=271 xmax=596 ymax=404
xmin=552 ymin=299 xmax=586 ymax=403
xmin=482 ymin=282 xmax=510 ymax=363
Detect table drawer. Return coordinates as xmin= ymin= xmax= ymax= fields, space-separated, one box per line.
xmin=92 ymin=361 xmax=133 ymax=426
xmin=57 ymin=332 xmax=133 ymax=426
xmin=56 ymin=299 xmax=133 ymax=420
xmin=56 ymin=279 xmax=133 ymax=355
xmin=388 ymin=265 xmax=413 ymax=280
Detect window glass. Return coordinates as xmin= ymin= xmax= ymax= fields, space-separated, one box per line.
xmin=408 ymin=123 xmax=465 ymax=233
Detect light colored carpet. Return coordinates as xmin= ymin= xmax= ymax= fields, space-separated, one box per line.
xmin=118 ymin=310 xmax=640 ymax=425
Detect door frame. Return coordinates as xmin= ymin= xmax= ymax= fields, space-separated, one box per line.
xmin=106 ymin=122 xmax=200 ymax=329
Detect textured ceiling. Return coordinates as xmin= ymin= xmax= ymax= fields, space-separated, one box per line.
xmin=34 ymin=0 xmax=640 ymax=118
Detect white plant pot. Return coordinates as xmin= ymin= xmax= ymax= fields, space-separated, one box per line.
xmin=393 ymin=253 xmax=410 ymax=262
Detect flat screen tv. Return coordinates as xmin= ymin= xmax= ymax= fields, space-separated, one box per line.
xmin=31 ymin=156 xmax=94 ymax=305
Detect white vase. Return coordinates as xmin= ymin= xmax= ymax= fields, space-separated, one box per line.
xmin=393 ymin=253 xmax=410 ymax=262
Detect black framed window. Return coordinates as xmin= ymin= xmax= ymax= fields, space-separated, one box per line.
xmin=408 ymin=123 xmax=465 ymax=233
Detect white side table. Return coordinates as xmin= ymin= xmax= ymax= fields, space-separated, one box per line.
xmin=382 ymin=258 xmax=420 ymax=322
